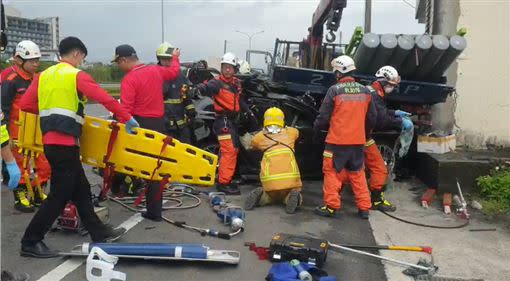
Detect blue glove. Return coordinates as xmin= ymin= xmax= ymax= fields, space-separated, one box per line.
xmin=395 ymin=110 xmax=412 ymax=118
xmin=125 ymin=117 xmax=140 ymax=134
xmin=402 ymin=118 xmax=414 ymax=131
xmin=5 ymin=160 xmax=21 ymax=190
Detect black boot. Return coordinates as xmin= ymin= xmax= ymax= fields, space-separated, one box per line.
xmin=358 ymin=209 xmax=370 ymax=219
xmin=13 ymin=186 xmax=35 ymax=213
xmin=103 ymin=226 xmax=127 ymax=242
xmin=314 ymin=205 xmax=336 ymax=217
xmin=216 ymin=182 xmax=241 ymax=195
xmin=285 ymin=189 xmax=302 ymax=214
xmin=244 ymin=187 xmax=263 ymax=210
xmin=33 ymin=183 xmax=48 ymax=207
xmin=92 ymin=225 xmax=128 ymax=242
xmin=371 ymin=190 xmax=397 ymax=212
xmin=141 ymin=212 xmax=163 ymax=222
xmin=20 ymin=241 xmax=59 ymax=258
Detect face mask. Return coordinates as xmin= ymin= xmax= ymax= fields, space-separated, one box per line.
xmin=265 ymin=125 xmax=282 ymax=134
xmin=384 ymin=85 xmax=395 ymax=94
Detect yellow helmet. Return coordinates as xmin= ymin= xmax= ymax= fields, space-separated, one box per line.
xmin=156 ymin=42 xmax=174 ymax=58
xmin=263 ymin=107 xmax=285 ymax=128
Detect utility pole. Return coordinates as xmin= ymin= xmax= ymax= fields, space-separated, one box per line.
xmin=161 ymin=0 xmax=164 ymax=42
xmin=364 ymin=0 xmax=372 ymax=33
xmin=235 ymin=30 xmax=264 ymax=51
xmin=223 ymin=40 xmax=227 ymax=53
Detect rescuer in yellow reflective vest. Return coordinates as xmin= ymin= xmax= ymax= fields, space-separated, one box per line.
xmin=18 ymin=37 xmax=137 ymax=258
xmin=244 ymin=107 xmax=303 ymax=214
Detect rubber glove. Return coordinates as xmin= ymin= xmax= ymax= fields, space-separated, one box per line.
xmin=402 ymin=118 xmax=414 ymax=131
xmin=395 ymin=110 xmax=412 ymax=117
xmin=125 ymin=117 xmax=140 ymax=134
xmin=5 ymin=160 xmax=21 ymax=190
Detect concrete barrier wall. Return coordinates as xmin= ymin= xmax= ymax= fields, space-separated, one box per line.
xmin=454 ymin=1 xmax=510 ymax=148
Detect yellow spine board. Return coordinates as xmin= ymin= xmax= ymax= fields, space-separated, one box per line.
xmin=17 ymin=112 xmax=218 ymax=186
xmin=17 ymin=111 xmax=44 ymax=153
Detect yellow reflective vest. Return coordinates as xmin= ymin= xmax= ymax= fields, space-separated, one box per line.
xmin=1 ymin=111 xmax=9 ymax=146
xmin=38 ymin=62 xmax=86 ymax=137
xmin=251 ymin=127 xmax=302 ymax=191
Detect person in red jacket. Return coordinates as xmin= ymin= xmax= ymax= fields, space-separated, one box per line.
xmin=19 ymin=37 xmax=138 ymax=258
xmin=113 ymin=44 xmax=181 ymax=221
xmin=1 ymin=40 xmax=51 ymax=213
xmin=195 ymin=52 xmax=254 ymax=195
xmin=365 ymin=65 xmax=413 ymax=212
xmin=0 ymin=49 xmax=16 ymax=84
xmin=313 ymin=55 xmax=377 ymax=219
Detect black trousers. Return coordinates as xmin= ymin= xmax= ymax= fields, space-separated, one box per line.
xmin=325 ymin=144 xmax=365 ymax=172
xmin=21 ymin=145 xmax=108 ymax=244
xmin=134 ymin=116 xmax=166 ymax=218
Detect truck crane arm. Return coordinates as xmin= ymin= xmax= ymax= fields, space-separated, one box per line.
xmin=310 ymin=0 xmax=347 ymax=43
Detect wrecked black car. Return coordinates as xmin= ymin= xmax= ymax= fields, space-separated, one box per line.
xmin=183 ymin=54 xmax=454 ymax=179
xmin=188 ymin=68 xmax=325 ymax=178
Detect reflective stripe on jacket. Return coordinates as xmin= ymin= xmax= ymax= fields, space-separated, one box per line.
xmin=251 ymin=127 xmax=302 ymax=191
xmin=38 ymin=63 xmax=85 ymax=137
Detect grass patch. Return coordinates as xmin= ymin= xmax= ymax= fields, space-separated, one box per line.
xmin=476 ymin=165 xmax=510 ymax=215
xmin=478 ymin=199 xmax=510 ymax=215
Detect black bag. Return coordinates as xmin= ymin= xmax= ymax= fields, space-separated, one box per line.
xmin=269 ymin=233 xmax=329 ymax=268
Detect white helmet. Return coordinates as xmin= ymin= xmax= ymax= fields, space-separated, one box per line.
xmin=15 ymin=40 xmax=41 ymax=60
xmin=331 ymin=55 xmax=356 ymax=74
xmin=375 ymin=65 xmax=400 ymax=85
xmin=238 ymin=60 xmax=251 ymax=74
xmin=221 ymin=52 xmax=238 ymax=67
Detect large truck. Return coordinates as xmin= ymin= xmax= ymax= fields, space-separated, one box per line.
xmin=190 ymin=0 xmax=466 ymax=179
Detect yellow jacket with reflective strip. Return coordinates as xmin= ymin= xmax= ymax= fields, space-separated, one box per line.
xmin=38 ymin=62 xmax=85 ymax=137
xmin=251 ymin=127 xmax=302 ymax=191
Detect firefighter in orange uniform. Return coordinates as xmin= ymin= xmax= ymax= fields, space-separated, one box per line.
xmin=244 ymin=107 xmax=302 ymax=214
xmin=1 ymin=40 xmax=50 ymax=212
xmin=195 ymin=52 xmax=254 ymax=195
xmin=365 ymin=65 xmax=413 ymax=211
xmin=313 ymin=55 xmax=377 ymax=219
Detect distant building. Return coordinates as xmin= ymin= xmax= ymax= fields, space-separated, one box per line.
xmin=4 ymin=6 xmax=59 ymax=61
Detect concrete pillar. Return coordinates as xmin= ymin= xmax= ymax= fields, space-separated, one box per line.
xmin=430 ymin=0 xmax=461 ymax=135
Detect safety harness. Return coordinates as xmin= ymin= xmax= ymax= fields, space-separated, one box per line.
xmin=262 ymin=132 xmax=295 ymax=154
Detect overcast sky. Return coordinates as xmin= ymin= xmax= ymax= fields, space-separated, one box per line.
xmin=7 ymin=0 xmax=424 ymax=66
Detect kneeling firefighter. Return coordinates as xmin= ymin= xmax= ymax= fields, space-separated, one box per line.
xmin=195 ymin=52 xmax=255 ymax=195
xmin=156 ymin=42 xmax=196 ymax=144
xmin=365 ymin=65 xmax=413 ymax=212
xmin=244 ymin=107 xmax=302 ymax=214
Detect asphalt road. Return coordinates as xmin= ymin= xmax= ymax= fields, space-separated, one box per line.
xmin=1 ymin=179 xmax=386 ymax=281
xmin=1 ymin=104 xmax=385 ymax=281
